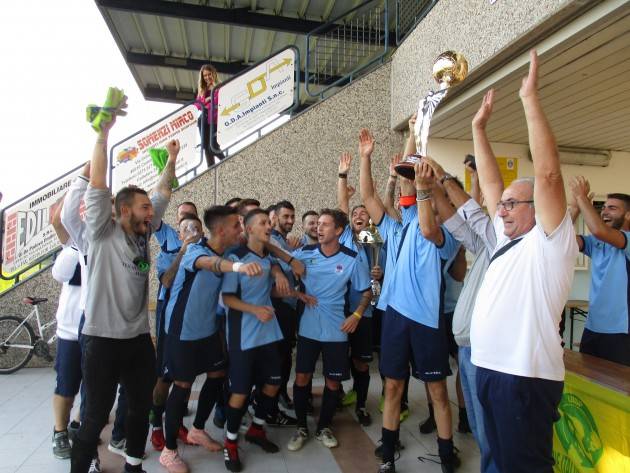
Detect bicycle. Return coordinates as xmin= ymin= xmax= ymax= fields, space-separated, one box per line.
xmin=0 ymin=297 xmax=56 ymax=374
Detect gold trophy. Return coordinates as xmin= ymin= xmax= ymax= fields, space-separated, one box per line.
xmin=395 ymin=51 xmax=468 ymax=179
xmin=358 ymin=221 xmax=384 ymax=305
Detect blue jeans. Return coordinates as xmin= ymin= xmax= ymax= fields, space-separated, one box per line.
xmin=458 ymin=346 xmax=499 ymax=473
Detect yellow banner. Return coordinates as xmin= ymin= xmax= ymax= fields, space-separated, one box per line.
xmin=465 ymin=157 xmax=518 ymax=193
xmin=553 ymin=372 xmax=630 ymax=472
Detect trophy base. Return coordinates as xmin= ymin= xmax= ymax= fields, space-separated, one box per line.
xmin=394 ymin=154 xmax=424 ymax=179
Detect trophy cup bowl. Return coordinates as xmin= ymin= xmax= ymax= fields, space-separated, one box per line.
xmin=358 ymin=222 xmax=384 ymax=304
xmin=394 ymin=51 xmax=468 ymax=180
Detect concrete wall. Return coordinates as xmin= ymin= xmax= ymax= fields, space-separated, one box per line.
xmin=0 ymin=62 xmax=405 ymax=354
xmin=390 ymin=0 xmax=594 ymax=128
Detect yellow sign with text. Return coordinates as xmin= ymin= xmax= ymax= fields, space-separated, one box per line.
xmin=465 ymin=157 xmax=518 ymax=192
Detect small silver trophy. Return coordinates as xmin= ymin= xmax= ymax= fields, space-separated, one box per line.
xmin=358 ymin=221 xmax=384 ymax=305
xmin=395 ymin=51 xmax=469 ymax=179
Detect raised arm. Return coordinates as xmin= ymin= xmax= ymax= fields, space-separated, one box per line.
xmin=570 ymin=176 xmax=626 ymax=250
xmin=403 ymin=114 xmax=417 ymax=157
xmin=520 ymin=50 xmax=566 ymax=234
xmin=423 ymin=156 xmax=473 ymax=212
xmin=468 ymin=164 xmax=482 ymax=205
xmin=382 ymin=154 xmax=402 ymax=222
xmin=154 ymin=139 xmax=180 ymax=200
xmin=51 ymin=197 xmax=69 ymax=246
xmin=61 ymin=162 xmax=89 ymax=254
xmin=471 ymin=89 xmax=503 ymax=217
xmin=337 ymin=152 xmax=354 ymax=215
xmin=358 ymin=128 xmax=385 ymax=224
xmin=195 ymin=255 xmax=262 ymax=276
xmin=414 ymin=162 xmax=443 ymax=245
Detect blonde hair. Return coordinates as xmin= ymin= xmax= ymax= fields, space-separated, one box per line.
xmin=198 ymin=64 xmax=218 ymax=97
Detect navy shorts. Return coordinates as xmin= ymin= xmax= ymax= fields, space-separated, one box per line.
xmin=228 ymin=341 xmax=282 ymax=395
xmin=380 ymin=305 xmax=451 ymax=382
xmin=477 ymin=367 xmax=563 ymax=473
xmin=296 ymin=336 xmax=349 ymax=382
xmin=580 ymin=328 xmax=630 ymax=367
xmin=164 ymin=332 xmax=226 ymax=383
xmin=54 ymin=338 xmax=82 ymax=397
xmin=271 ymin=299 xmax=297 ymax=345
xmin=349 ymin=316 xmax=373 ymax=362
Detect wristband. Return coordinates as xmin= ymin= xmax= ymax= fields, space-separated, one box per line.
xmin=352 ymin=311 xmax=362 ymax=320
xmin=232 ymin=262 xmax=243 ymax=272
xmin=338 ymin=173 xmax=348 ymax=179
xmin=416 ymin=189 xmax=433 ymax=200
xmin=399 ymin=195 xmax=416 ymax=207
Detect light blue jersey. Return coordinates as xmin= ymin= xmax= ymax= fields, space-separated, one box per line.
xmin=270 ymin=229 xmax=297 ymax=308
xmin=387 ymin=204 xmax=459 ymax=328
xmin=293 ymin=244 xmax=371 ymax=342
xmin=222 ymin=246 xmax=284 ymax=350
xmin=339 ymin=225 xmax=374 ymax=317
xmin=375 ymin=214 xmax=405 ymax=311
xmin=154 ymin=222 xmax=181 ymax=301
xmin=164 ymin=239 xmax=222 ymax=340
xmin=581 ymin=231 xmax=630 ymax=334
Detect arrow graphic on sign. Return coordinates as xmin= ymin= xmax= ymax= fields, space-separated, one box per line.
xmin=221 ymin=103 xmax=240 ymax=117
xmin=270 ymin=58 xmax=292 ymax=73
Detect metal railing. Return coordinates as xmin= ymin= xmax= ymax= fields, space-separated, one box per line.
xmin=305 ymin=0 xmax=391 ymax=98
xmin=396 ymin=0 xmax=439 ymax=45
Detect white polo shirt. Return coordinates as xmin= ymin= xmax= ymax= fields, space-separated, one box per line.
xmin=470 ymin=211 xmax=577 ymax=381
xmin=52 ymin=246 xmax=83 ymax=341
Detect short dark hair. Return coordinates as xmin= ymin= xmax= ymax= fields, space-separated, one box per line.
xmin=179 ymin=213 xmax=202 ymax=226
xmin=203 ymin=205 xmax=238 ymax=231
xmin=244 ymin=208 xmax=269 ymax=227
xmin=607 ymin=193 xmax=630 ymax=211
xmin=115 ymin=186 xmax=148 ymax=218
xmin=225 ymin=197 xmax=242 ymax=208
xmin=236 ymin=198 xmax=261 ymax=216
xmin=319 ymin=208 xmax=348 ymax=229
xmin=177 ymin=201 xmax=198 ymax=215
xmin=266 ymin=203 xmax=277 ymax=214
xmin=275 ymin=200 xmax=295 ymax=212
xmin=302 ymin=210 xmax=318 ymax=221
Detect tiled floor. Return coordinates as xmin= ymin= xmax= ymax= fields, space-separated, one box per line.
xmin=0 ymin=361 xmax=481 ymax=473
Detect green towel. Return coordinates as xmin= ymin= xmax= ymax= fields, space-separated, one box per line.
xmin=149 ymin=148 xmax=179 ymax=189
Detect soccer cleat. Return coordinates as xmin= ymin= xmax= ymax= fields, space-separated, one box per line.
xmin=186 ymin=427 xmax=222 ymax=452
xmin=315 ymin=427 xmax=338 ymax=448
xmin=287 ymin=427 xmax=309 ymax=452
xmin=342 ymin=389 xmax=357 ymax=407
xmin=151 ymin=428 xmax=166 ymax=451
xmin=223 ymin=439 xmax=242 ymax=472
xmin=419 ymin=412 xmax=436 ymax=434
xmin=52 ymin=430 xmax=71 ymax=459
xmin=88 ymin=457 xmax=102 ymax=473
xmin=159 ymin=447 xmax=189 ymax=473
xmin=266 ymin=410 xmax=297 ymax=427
xmin=178 ymin=425 xmax=193 ymax=445
xmin=107 ymin=437 xmax=126 ymax=457
xmin=67 ymin=421 xmax=80 ymax=443
xmin=356 ymin=407 xmax=372 ymax=427
xmin=440 ymin=452 xmax=461 ymax=473
xmin=378 ymin=461 xmax=396 ymax=472
xmin=374 ymin=439 xmax=404 ymax=459
xmin=244 ymin=424 xmax=279 ymax=453
xmin=278 ymin=391 xmax=294 ymax=410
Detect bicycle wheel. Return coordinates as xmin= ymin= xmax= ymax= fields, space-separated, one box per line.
xmin=0 ymin=316 xmax=35 ymax=374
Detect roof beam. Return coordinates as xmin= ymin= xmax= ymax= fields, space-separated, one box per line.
xmin=128 ymin=51 xmax=343 ymax=84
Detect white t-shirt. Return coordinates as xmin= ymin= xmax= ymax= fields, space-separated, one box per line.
xmin=52 ymin=246 xmax=83 ymax=341
xmin=470 ymin=211 xmax=577 ymax=381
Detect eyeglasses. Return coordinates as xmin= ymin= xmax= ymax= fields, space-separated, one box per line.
xmin=496 ymin=200 xmax=534 ymax=211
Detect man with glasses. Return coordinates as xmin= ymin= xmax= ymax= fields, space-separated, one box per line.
xmin=470 ymin=51 xmax=578 ymax=473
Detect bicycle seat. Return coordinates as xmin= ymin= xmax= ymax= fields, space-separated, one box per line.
xmin=22 ymin=297 xmax=48 ymax=305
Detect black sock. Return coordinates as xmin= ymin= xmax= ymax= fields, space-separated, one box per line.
xmin=193 ymin=377 xmax=224 ymax=430
xmin=226 ymin=404 xmax=244 ymax=438
xmin=151 ymin=403 xmax=165 ymax=428
xmin=293 ymin=383 xmax=309 ymax=429
xmin=437 ymin=436 xmax=454 ymax=458
xmin=257 ymin=392 xmax=278 ymax=420
xmin=350 ymin=361 xmax=358 ymax=392
xmin=381 ymin=427 xmax=398 ymax=463
xmin=164 ymin=384 xmax=190 ymax=450
xmin=124 ymin=463 xmax=142 ymax=472
xmin=316 ymin=387 xmax=338 ymax=432
xmin=354 ymin=369 xmax=370 ymax=410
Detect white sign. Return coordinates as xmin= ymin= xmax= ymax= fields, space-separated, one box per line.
xmin=110 ymin=103 xmax=203 ymax=193
xmin=217 ymin=48 xmax=296 ymax=147
xmin=2 ymin=167 xmax=83 ymax=276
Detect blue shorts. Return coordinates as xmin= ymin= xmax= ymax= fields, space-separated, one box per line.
xmin=54 ymin=338 xmax=82 ymax=397
xmin=380 ymin=305 xmax=451 ymax=382
xmin=295 ymin=336 xmax=349 ymax=382
xmin=164 ymin=332 xmax=226 ymax=383
xmin=228 ymin=341 xmax=282 ymax=395
xmin=349 ymin=315 xmax=373 ymax=362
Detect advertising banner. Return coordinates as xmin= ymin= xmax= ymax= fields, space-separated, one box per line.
xmin=110 ymin=103 xmax=203 ymax=193
xmin=216 ymin=47 xmax=297 ymax=147
xmin=1 ymin=166 xmax=83 ymax=278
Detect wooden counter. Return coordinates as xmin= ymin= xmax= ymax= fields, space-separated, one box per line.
xmin=564 ymin=348 xmax=630 ymax=396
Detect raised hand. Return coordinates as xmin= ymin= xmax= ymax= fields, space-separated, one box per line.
xmin=347 ymin=184 xmax=356 ymax=199
xmin=166 ymin=139 xmax=180 ymax=158
xmin=338 ymin=152 xmax=352 ymax=174
xmin=414 ymin=162 xmax=435 ymax=190
xmin=239 ymin=262 xmax=263 ymax=276
xmin=358 ymin=128 xmax=375 ymax=158
xmin=287 ymin=234 xmax=302 ymax=250
xmin=472 ymin=89 xmax=495 ymax=130
xmin=422 ymin=156 xmax=446 ymax=182
xmin=519 ymin=49 xmax=539 ymax=100
xmin=389 ymin=153 xmax=402 ymax=177
xmin=252 ymin=305 xmax=275 ymax=323
xmin=569 ymin=176 xmax=591 ymax=199
xmin=408 ymin=113 xmax=417 ymax=134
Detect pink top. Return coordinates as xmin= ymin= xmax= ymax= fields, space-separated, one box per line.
xmin=195 ymin=89 xmax=219 ymax=124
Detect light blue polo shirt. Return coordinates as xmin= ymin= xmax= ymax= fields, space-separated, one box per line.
xmin=154 ymin=222 xmax=181 ymax=301
xmin=339 ymin=225 xmax=374 ymax=318
xmin=222 ymin=246 xmax=284 ymax=351
xmin=164 ymin=240 xmax=222 ymax=340
xmin=581 ymin=231 xmax=630 ymax=334
xmin=293 ymin=244 xmax=370 ymax=342
xmin=387 ymin=204 xmax=459 ymax=328
xmin=270 ymin=229 xmax=297 ymax=308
